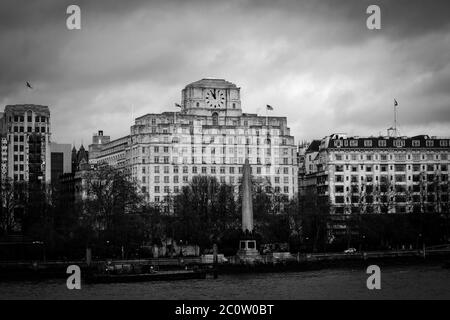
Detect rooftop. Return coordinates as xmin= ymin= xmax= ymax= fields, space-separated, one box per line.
xmin=184 ymin=78 xmax=238 ymax=89
xmin=306 ymin=140 xmax=321 ymax=152
xmin=4 ymin=104 xmax=50 ymax=115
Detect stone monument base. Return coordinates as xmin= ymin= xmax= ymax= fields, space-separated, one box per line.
xmin=236 ymin=240 xmax=262 ymax=264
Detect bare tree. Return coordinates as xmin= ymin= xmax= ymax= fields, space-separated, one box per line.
xmin=82 ymin=165 xmax=143 ymax=234
xmin=0 ymin=179 xmax=20 ymax=236
xmin=0 ymin=178 xmax=32 ymax=236
xmin=374 ymin=175 xmax=397 ymax=214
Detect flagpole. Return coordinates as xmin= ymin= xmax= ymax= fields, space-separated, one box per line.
xmin=394 ymin=99 xmax=398 ymax=137
xmin=174 ymin=103 xmax=182 ymax=125
xmin=394 ymin=101 xmax=396 ymax=137
xmin=266 ymin=105 xmax=268 ymax=126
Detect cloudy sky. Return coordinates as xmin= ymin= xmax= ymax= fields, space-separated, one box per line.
xmin=1 ymin=0 xmax=450 ymax=146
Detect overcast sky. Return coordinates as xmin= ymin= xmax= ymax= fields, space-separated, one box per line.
xmin=1 ymin=0 xmax=450 ymax=146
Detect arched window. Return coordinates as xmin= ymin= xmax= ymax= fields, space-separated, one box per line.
xmin=196 ymin=102 xmax=200 ymax=107
xmin=212 ymin=112 xmax=219 ymax=126
xmin=26 ymin=110 xmax=33 ymax=122
xmin=232 ymin=103 xmax=236 ymax=109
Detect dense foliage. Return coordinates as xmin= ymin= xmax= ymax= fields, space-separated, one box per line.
xmin=0 ymin=166 xmax=449 ymax=260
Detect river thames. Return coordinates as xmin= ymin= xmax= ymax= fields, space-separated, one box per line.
xmin=0 ymin=264 xmax=449 ymax=300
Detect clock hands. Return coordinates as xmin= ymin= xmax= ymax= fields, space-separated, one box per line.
xmin=207 ymin=89 xmax=225 ymax=108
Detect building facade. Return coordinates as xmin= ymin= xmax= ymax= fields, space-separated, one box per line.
xmin=50 ymin=143 xmax=72 ymax=184
xmin=0 ymin=112 xmax=7 ymax=182
xmin=0 ymin=104 xmax=72 ymax=184
xmin=2 ymin=105 xmax=52 ymax=183
xmin=89 ymin=133 xmax=129 ymax=169
xmin=72 ymin=144 xmax=89 ymax=172
xmin=89 ymin=79 xmax=298 ymax=203
xmin=299 ymin=133 xmax=450 ymax=236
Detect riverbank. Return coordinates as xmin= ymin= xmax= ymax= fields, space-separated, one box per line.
xmin=219 ymin=253 xmax=450 ymax=274
xmin=1 ymin=249 xmax=449 ymax=281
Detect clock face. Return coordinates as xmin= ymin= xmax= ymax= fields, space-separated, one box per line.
xmin=205 ymin=89 xmax=225 ymax=108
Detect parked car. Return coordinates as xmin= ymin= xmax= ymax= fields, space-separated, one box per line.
xmin=344 ymin=248 xmax=357 ymax=254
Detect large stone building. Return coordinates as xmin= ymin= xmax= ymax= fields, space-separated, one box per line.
xmin=89 ymin=79 xmax=298 ymax=203
xmin=299 ymin=133 xmax=450 ymax=236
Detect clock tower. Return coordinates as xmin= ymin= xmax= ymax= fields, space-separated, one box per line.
xmin=181 ymin=78 xmax=242 ymax=117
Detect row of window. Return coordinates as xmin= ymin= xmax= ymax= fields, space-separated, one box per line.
xmin=335 ymin=183 xmax=449 ymax=194
xmin=333 ymin=139 xmax=449 ymax=148
xmin=146 ymin=118 xmax=282 ymax=130
xmin=13 ymin=164 xmax=25 ymax=171
xmin=143 ymin=165 xmax=293 ymax=175
xmin=333 ymin=205 xmax=442 ymax=214
xmin=153 ymin=129 xmax=283 ymax=140
xmin=334 ymin=152 xmax=448 ymax=161
xmin=10 ymin=115 xmax=47 ymax=123
xmin=334 ymin=194 xmax=449 ymax=204
xmin=334 ymin=164 xmax=448 ymax=172
xmin=10 ymin=135 xmax=46 ymax=142
xmin=144 ymin=146 xmax=291 ymax=155
xmin=13 ymin=155 xmax=25 ymax=161
xmin=334 ymin=174 xmax=448 ymax=184
xmin=9 ymin=126 xmax=48 ymax=133
xmin=148 ymin=185 xmax=291 ymax=195
xmin=131 ymin=134 xmax=290 ymax=146
xmin=139 ymin=156 xmax=292 ymax=165
xmin=143 ymin=175 xmax=292 ymax=184
xmin=13 ymin=174 xmax=25 ymax=181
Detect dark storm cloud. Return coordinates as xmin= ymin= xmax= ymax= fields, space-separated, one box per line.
xmin=0 ymin=0 xmax=449 ymax=144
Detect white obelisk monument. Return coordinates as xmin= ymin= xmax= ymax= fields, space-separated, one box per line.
xmin=237 ymin=158 xmax=261 ymax=262
xmin=242 ymin=158 xmax=253 ymax=233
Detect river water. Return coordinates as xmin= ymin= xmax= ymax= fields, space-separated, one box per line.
xmin=0 ymin=264 xmax=449 ymax=300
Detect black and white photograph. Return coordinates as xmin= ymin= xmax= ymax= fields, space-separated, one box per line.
xmin=0 ymin=0 xmax=449 ymax=308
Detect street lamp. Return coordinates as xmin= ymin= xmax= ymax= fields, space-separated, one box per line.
xmin=32 ymin=241 xmax=45 ymax=262
xmin=106 ymin=240 xmax=111 ymax=259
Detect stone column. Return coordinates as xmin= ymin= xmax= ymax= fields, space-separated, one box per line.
xmin=242 ymin=158 xmax=253 ymax=233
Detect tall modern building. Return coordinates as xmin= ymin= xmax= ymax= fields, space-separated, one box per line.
xmin=299 ymin=133 xmax=450 ymax=237
xmin=0 ymin=113 xmax=8 ymax=182
xmin=89 ymin=79 xmax=298 ymax=203
xmin=50 ymin=143 xmax=72 ymax=184
xmin=2 ymin=105 xmax=52 ymax=183
xmin=0 ymin=104 xmax=71 ymax=184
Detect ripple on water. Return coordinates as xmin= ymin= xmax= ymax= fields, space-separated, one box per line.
xmin=0 ymin=265 xmax=448 ymax=300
